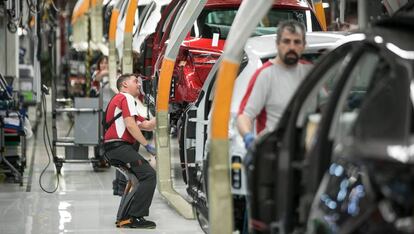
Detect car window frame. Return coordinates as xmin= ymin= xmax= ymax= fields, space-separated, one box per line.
xmin=159 ymin=0 xmax=186 ymax=46
xmin=167 ymin=1 xmax=187 ymax=38
xmin=328 ymin=43 xmax=413 ymax=145
xmin=133 ymin=2 xmax=155 ymax=37
xmin=327 ymin=51 xmax=382 ymax=144
xmin=153 ymin=0 xmax=184 ymax=46
xmin=302 ymin=42 xmax=372 ymax=193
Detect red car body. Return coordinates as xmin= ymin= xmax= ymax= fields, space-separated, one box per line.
xmin=140 ymin=0 xmax=323 ymax=104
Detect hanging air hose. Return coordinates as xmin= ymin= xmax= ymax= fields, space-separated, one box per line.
xmin=38 ymin=87 xmax=59 ymax=193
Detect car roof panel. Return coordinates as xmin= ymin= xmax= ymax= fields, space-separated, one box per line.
xmin=244 ymin=32 xmax=347 ymax=59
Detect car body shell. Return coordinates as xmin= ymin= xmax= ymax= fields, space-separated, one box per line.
xmin=142 ymin=0 xmax=323 ymax=104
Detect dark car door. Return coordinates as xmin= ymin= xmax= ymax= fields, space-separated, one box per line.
xmin=306 ymin=38 xmax=414 ymax=234
xmin=253 ymin=38 xmax=411 ymax=234
xmin=248 ymin=38 xmax=368 ymax=233
xmin=283 ymin=45 xmax=395 ymax=233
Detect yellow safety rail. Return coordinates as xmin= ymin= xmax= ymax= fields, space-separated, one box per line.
xmin=72 ymin=0 xmax=90 ymax=25
xmin=312 ymin=0 xmax=327 ymax=31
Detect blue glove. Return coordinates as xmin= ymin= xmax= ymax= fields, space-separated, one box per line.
xmin=243 ymin=132 xmax=255 ymax=149
xmin=145 ymin=144 xmax=156 ymax=156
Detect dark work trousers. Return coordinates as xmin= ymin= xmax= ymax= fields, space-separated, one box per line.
xmin=106 ymin=143 xmax=156 ymax=218
xmin=113 ymin=142 xmax=140 ymax=196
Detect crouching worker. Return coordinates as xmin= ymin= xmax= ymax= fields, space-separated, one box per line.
xmin=104 ymin=73 xmax=157 ymax=229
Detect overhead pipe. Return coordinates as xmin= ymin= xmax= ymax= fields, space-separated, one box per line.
xmin=155 ymin=0 xmax=207 ymax=219
xmin=209 ymin=0 xmax=273 ymax=233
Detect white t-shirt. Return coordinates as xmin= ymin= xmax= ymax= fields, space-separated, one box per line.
xmin=238 ymin=60 xmax=312 ymax=134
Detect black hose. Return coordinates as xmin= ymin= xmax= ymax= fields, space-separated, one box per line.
xmin=38 ymin=92 xmax=59 ymax=193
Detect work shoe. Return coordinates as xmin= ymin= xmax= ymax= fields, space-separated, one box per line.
xmin=119 ymin=217 xmax=156 ymax=229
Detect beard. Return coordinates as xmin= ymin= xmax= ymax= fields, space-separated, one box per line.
xmin=282 ymin=51 xmax=299 ymax=66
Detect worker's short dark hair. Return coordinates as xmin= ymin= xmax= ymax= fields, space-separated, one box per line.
xmin=276 ymin=20 xmax=306 ymax=45
xmin=116 ymin=73 xmax=135 ymax=91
